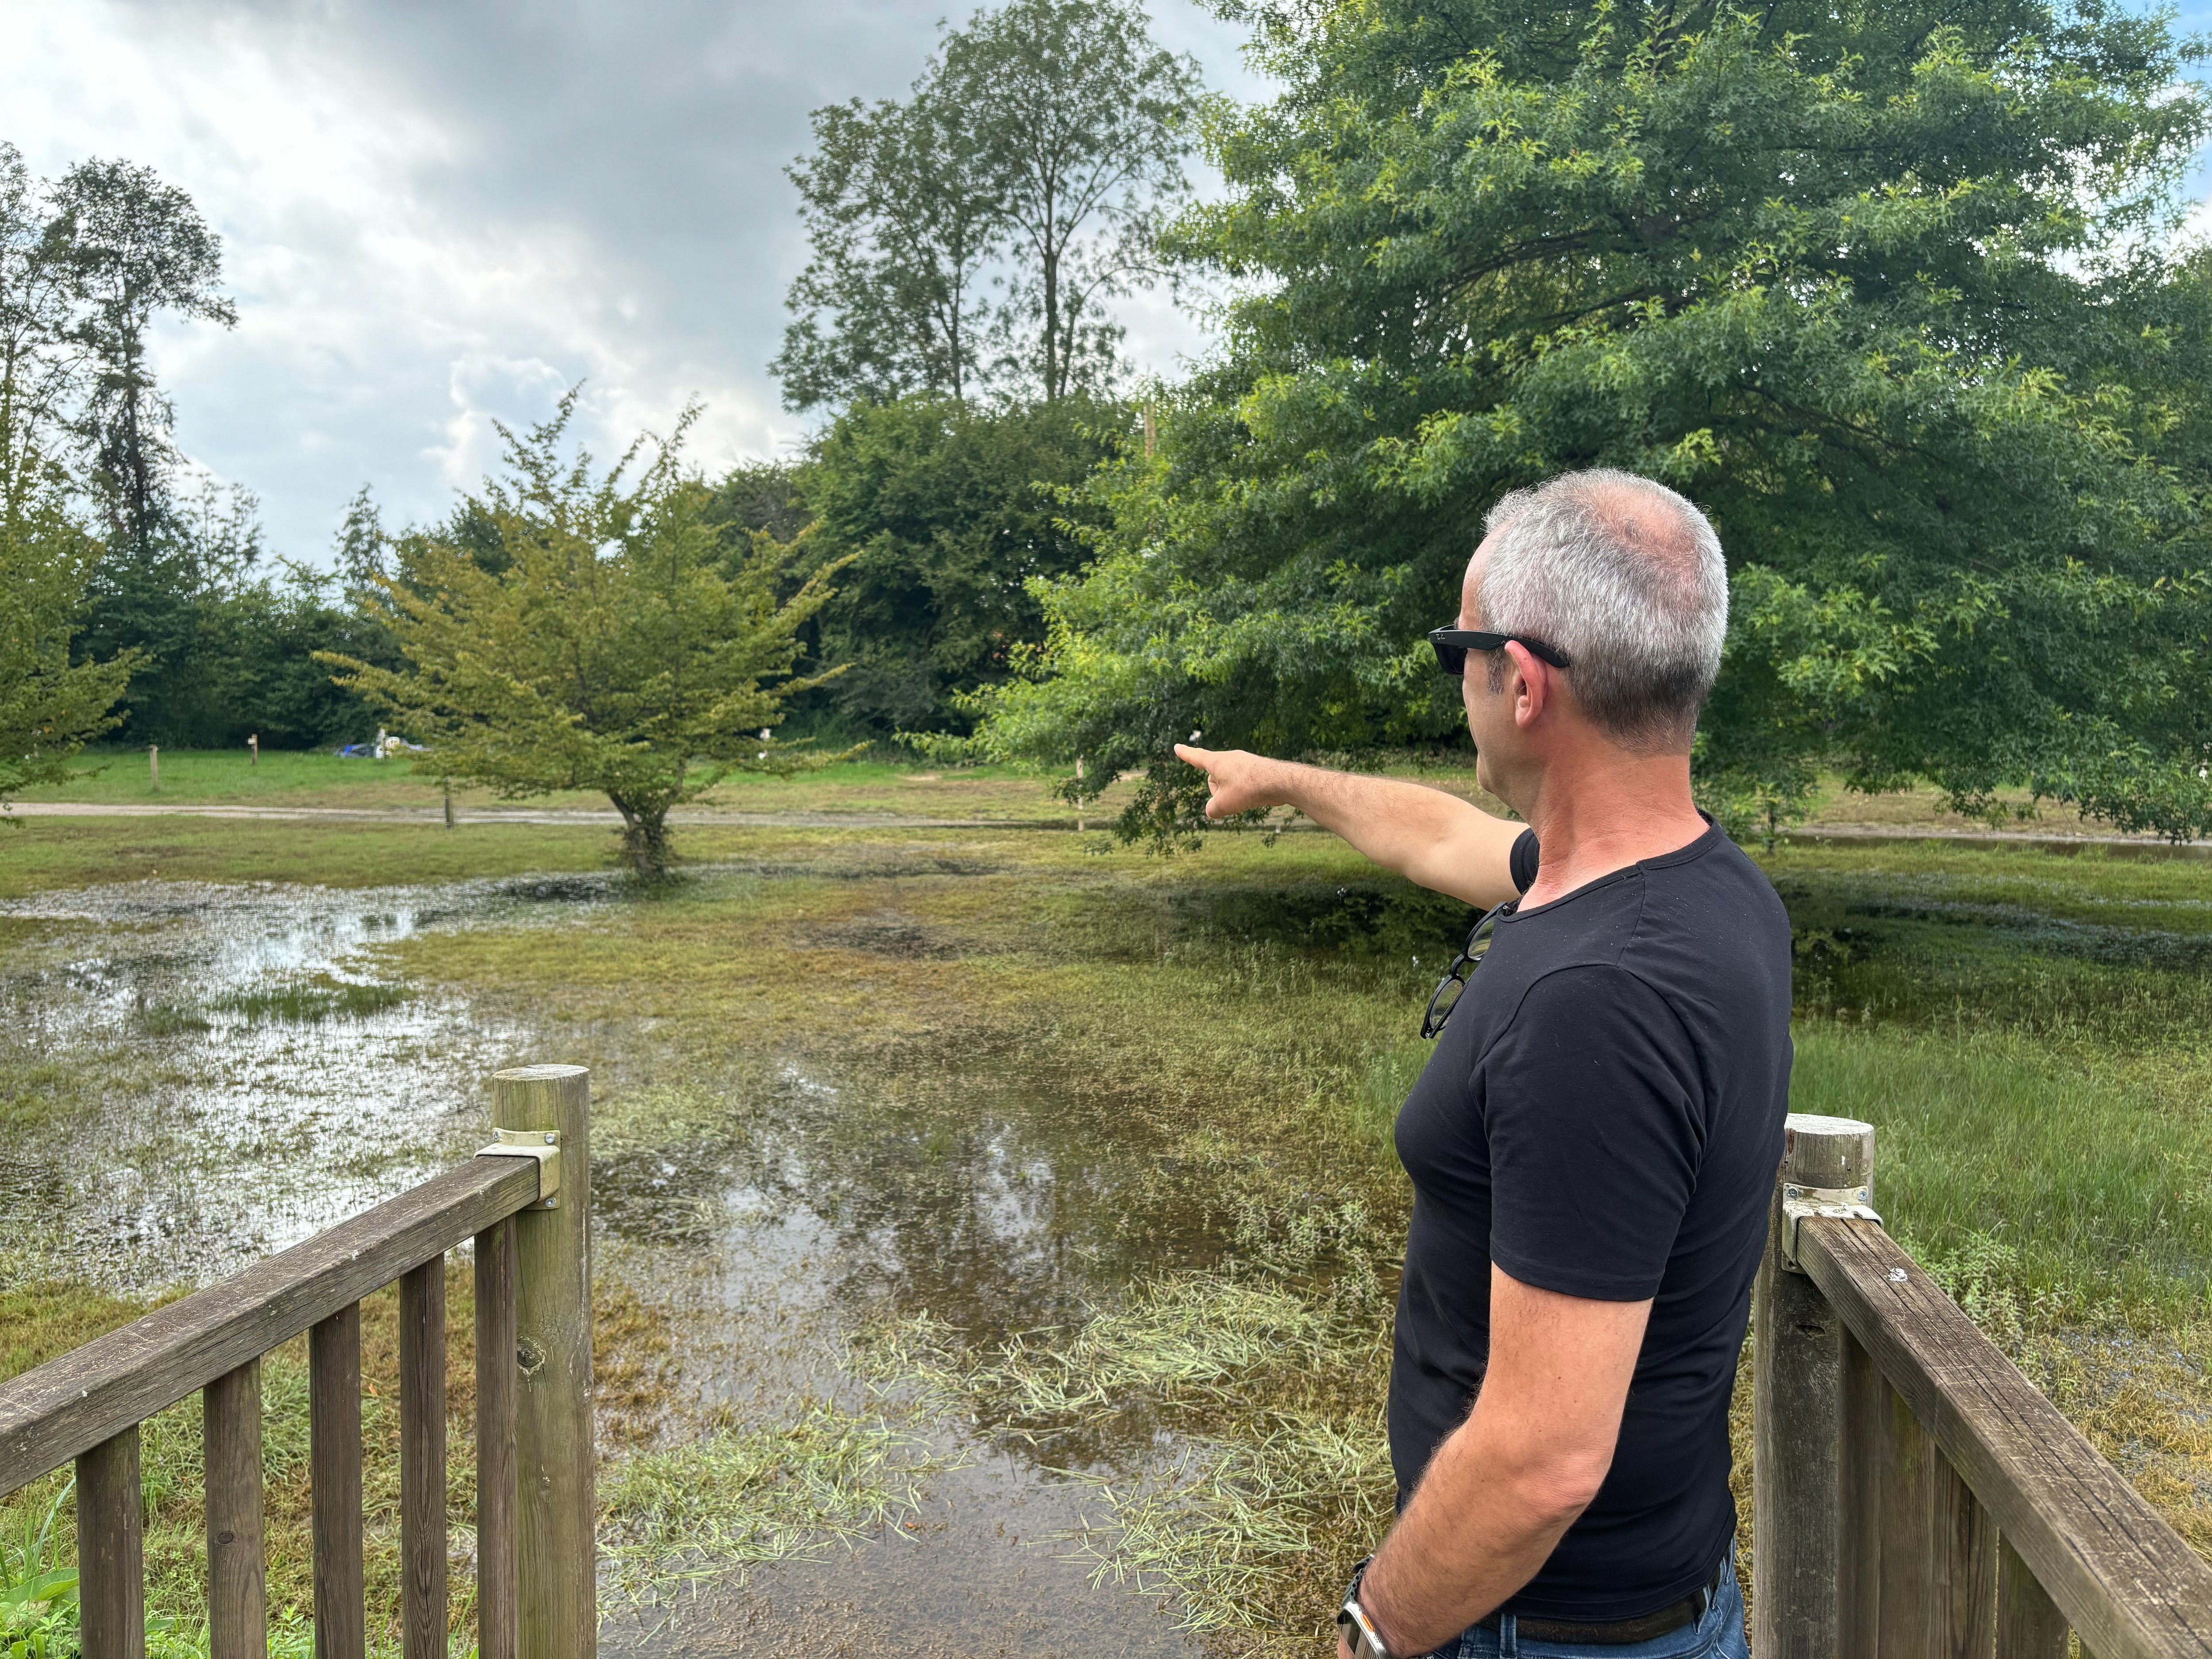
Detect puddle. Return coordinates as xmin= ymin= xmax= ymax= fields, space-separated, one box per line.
xmin=0 ymin=868 xmax=1206 ymax=1654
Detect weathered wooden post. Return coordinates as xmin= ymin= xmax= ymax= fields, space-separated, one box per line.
xmin=204 ymin=1359 xmax=266 ymax=1659
xmin=77 ymin=1426 xmax=145 ymax=1659
xmin=1754 ymin=1112 xmax=1876 ymax=1659
xmin=492 ymin=1064 xmax=594 ymax=1659
xmin=148 ymin=745 xmax=159 ymax=792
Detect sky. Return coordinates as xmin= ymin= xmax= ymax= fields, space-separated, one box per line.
xmin=0 ymin=0 xmax=1267 ymax=563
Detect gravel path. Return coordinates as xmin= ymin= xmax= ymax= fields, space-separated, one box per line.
xmin=5 ymin=798 xmax=2204 ymax=853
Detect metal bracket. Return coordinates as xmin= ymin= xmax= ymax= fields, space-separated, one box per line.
xmin=476 ymin=1127 xmax=561 ymax=1209
xmin=1781 ymin=1182 xmax=1879 ymax=1271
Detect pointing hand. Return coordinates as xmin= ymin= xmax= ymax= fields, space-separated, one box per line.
xmin=1173 ymin=744 xmax=1286 ymax=820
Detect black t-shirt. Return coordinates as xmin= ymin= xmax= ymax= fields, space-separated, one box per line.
xmin=1390 ymin=821 xmax=1791 ymax=1620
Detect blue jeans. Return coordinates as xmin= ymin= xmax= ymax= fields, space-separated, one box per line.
xmin=1438 ymin=1551 xmax=1747 ymax=1659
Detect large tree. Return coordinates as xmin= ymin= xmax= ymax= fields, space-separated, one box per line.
xmin=772 ymin=394 xmax=1117 ymax=737
xmin=941 ymin=0 xmax=1204 ymax=401
xmin=968 ymin=0 xmax=2212 ymax=841
xmin=47 ymin=157 xmax=236 ymax=562
xmin=324 ymin=397 xmax=846 ymax=880
xmin=0 ymin=145 xmax=80 ymax=514
xmin=775 ymin=88 xmax=1006 ymax=407
xmin=775 ymin=0 xmax=1202 ymax=408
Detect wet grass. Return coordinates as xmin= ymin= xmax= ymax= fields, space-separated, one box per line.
xmin=0 ymin=820 xmax=622 ymax=899
xmin=209 ymin=979 xmax=411 ymax=1023
xmin=5 ymin=820 xmax=2212 ymax=1655
xmin=598 ymin=1398 xmax=964 ymax=1610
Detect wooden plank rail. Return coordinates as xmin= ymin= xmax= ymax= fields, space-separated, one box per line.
xmin=0 ymin=1156 xmax=541 ymax=1498
xmin=1802 ymin=1214 xmax=2212 ymax=1659
xmin=0 ymin=1064 xmax=595 ymax=1659
xmin=1755 ymin=1111 xmax=2212 ymax=1659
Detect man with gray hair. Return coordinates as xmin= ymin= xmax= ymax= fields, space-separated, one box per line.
xmin=1177 ymin=469 xmax=1788 ymax=1659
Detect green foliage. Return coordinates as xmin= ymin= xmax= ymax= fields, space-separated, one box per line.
xmin=0 ymin=449 xmax=132 ymax=811
xmin=0 ymin=146 xmax=134 ymax=806
xmin=775 ymin=72 xmax=1005 ymax=407
xmin=73 ymin=483 xmax=397 ymax=750
xmin=0 ymin=1480 xmax=76 ymax=1659
xmin=768 ymin=393 xmax=1118 ymax=737
xmin=43 ymin=153 xmax=236 ymax=565
xmin=325 ymin=395 xmax=847 ymax=878
xmin=775 ymin=0 xmax=1202 ymax=407
xmin=3 ymin=140 xmax=372 ymax=755
xmin=968 ymin=0 xmax=2212 ymax=843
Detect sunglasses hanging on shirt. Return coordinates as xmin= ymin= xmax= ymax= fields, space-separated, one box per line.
xmin=1421 ymin=901 xmax=1513 ymax=1038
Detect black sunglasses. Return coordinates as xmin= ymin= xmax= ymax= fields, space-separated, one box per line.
xmin=1428 ymin=627 xmax=1573 ymax=675
xmin=1422 ymin=901 xmax=1513 ymax=1038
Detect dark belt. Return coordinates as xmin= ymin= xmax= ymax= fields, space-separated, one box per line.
xmin=1477 ymin=1558 xmax=1724 ymax=1647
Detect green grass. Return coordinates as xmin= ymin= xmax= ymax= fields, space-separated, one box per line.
xmin=1791 ymin=1025 xmax=2212 ymax=1311
xmin=0 ymin=819 xmax=626 ymax=898
xmin=6 ymin=749 xmax=1107 ymax=821
xmin=210 ymin=979 xmax=411 ymax=1022
xmin=597 ymin=1397 xmax=965 ymax=1607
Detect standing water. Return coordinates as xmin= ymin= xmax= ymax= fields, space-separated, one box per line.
xmin=0 ymin=866 xmax=1225 ymax=1657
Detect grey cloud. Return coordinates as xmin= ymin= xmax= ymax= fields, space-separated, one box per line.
xmin=15 ymin=0 xmax=1257 ymax=558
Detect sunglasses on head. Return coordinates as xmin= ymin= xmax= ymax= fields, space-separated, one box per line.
xmin=1427 ymin=627 xmax=1573 ymax=676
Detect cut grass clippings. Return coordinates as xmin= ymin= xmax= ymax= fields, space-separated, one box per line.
xmin=597 ymin=1397 xmax=965 ymax=1613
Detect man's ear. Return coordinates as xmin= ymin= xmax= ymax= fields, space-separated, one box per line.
xmin=1505 ymin=641 xmax=1550 ymax=729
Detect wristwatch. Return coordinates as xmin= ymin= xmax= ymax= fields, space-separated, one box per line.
xmin=1337 ymin=1556 xmax=1396 ymax=1659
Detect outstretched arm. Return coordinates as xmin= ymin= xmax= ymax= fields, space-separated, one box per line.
xmin=1174 ymin=745 xmax=1527 ymax=909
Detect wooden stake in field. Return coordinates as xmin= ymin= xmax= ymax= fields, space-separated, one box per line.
xmin=148 ymin=745 xmax=159 ymax=791
xmin=444 ymin=782 xmax=456 ymax=830
xmin=248 ymin=734 xmax=258 ymax=767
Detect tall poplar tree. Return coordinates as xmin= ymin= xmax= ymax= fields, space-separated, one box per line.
xmin=775 ymin=0 xmax=1202 ymax=408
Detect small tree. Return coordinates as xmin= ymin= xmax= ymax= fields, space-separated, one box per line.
xmin=321 ymin=397 xmax=845 ymax=879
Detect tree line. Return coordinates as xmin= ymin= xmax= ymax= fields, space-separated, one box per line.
xmin=8 ymin=0 xmax=2212 ymax=871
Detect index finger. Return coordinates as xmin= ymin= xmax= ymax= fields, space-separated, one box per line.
xmin=1173 ymin=743 xmax=1215 ymax=769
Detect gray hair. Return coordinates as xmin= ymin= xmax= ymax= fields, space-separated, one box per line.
xmin=1474 ymin=469 xmax=1728 ymax=750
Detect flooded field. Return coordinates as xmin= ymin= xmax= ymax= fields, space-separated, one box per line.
xmin=8 ymin=822 xmax=2212 ymax=1655
xmin=0 ymin=841 xmax=1430 ymax=1656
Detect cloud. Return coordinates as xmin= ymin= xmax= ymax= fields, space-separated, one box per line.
xmin=0 ymin=0 xmax=1262 ymax=560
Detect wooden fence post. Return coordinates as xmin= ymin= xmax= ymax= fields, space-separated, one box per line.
xmin=77 ymin=1425 xmax=144 ymax=1659
xmin=493 ymin=1064 xmax=594 ymax=1659
xmin=204 ymin=1359 xmax=266 ymax=1659
xmin=475 ymin=1217 xmax=518 ymax=1659
xmin=309 ymin=1305 xmax=364 ymax=1659
xmin=399 ymin=1260 xmax=448 ymax=1659
xmin=1755 ymin=1112 xmax=1875 ymax=1659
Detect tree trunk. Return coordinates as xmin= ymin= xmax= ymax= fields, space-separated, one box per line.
xmin=608 ymin=797 xmax=674 ymax=882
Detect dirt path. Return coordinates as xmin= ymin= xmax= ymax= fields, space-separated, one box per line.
xmin=5 ymin=799 xmax=2205 ymax=855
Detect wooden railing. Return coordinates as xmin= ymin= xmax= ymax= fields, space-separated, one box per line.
xmin=0 ymin=1064 xmax=596 ymax=1659
xmin=1753 ymin=1113 xmax=2212 ymax=1659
